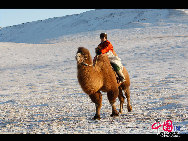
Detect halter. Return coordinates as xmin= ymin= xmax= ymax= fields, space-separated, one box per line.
xmin=81 ymin=62 xmax=93 ymax=67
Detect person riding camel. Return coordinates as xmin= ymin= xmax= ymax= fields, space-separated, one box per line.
xmin=94 ymin=33 xmax=126 ymax=83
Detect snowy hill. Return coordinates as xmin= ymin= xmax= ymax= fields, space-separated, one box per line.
xmin=1 ymin=9 xmax=188 ymax=44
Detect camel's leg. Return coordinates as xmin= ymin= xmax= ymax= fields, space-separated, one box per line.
xmin=118 ymin=87 xmax=125 ymax=114
xmin=124 ymin=86 xmax=132 ymax=112
xmin=107 ymin=89 xmax=119 ymax=117
xmin=89 ymin=91 xmax=102 ymax=120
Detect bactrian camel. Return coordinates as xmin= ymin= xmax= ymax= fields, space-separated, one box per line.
xmin=75 ymin=47 xmax=132 ymax=120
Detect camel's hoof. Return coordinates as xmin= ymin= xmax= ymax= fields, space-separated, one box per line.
xmin=110 ymin=112 xmax=119 ymax=117
xmin=93 ymin=115 xmax=101 ymax=120
xmin=119 ymin=110 xmax=123 ymax=114
xmin=127 ymin=105 xmax=132 ymax=112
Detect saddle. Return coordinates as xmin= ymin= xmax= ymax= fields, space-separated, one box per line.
xmin=93 ymin=55 xmax=122 ymax=84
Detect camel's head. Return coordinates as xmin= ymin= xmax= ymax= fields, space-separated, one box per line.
xmin=75 ymin=47 xmax=92 ymax=65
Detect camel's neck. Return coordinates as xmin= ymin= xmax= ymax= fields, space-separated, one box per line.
xmin=77 ymin=64 xmax=93 ymax=74
xmin=77 ymin=63 xmax=103 ymax=94
xmin=77 ymin=64 xmax=99 ymax=80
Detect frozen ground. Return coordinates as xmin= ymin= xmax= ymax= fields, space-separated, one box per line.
xmin=0 ymin=9 xmax=188 ymax=134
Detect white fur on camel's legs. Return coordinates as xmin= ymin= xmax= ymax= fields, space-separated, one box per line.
xmin=110 ymin=102 xmax=119 ymax=117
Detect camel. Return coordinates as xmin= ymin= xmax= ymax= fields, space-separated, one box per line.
xmin=75 ymin=47 xmax=132 ymax=120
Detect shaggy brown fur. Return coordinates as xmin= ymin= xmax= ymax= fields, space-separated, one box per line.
xmin=76 ymin=47 xmax=132 ymax=120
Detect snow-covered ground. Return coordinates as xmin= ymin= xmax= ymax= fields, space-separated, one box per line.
xmin=0 ymin=9 xmax=187 ymax=134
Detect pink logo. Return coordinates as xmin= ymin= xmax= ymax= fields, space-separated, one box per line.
xmin=151 ymin=120 xmax=181 ymax=137
xmin=163 ymin=120 xmax=173 ymax=132
xmin=151 ymin=120 xmax=173 ymax=132
xmin=151 ymin=122 xmax=162 ymax=130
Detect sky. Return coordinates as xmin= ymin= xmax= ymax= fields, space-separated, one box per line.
xmin=0 ymin=9 xmax=93 ymax=28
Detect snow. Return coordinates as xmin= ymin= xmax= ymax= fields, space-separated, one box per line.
xmin=0 ymin=9 xmax=172 ymax=44
xmin=0 ymin=9 xmax=188 ymax=134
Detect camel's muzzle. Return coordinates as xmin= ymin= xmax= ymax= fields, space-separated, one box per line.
xmin=75 ymin=53 xmax=82 ymax=62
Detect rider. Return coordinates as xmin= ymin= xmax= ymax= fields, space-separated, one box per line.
xmin=94 ymin=33 xmax=126 ymax=83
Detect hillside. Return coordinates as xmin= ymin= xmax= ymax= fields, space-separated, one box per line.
xmin=1 ymin=9 xmax=188 ymax=44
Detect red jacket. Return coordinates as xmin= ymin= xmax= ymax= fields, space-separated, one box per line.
xmin=94 ymin=40 xmax=117 ymax=64
xmin=98 ymin=40 xmax=114 ymax=54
